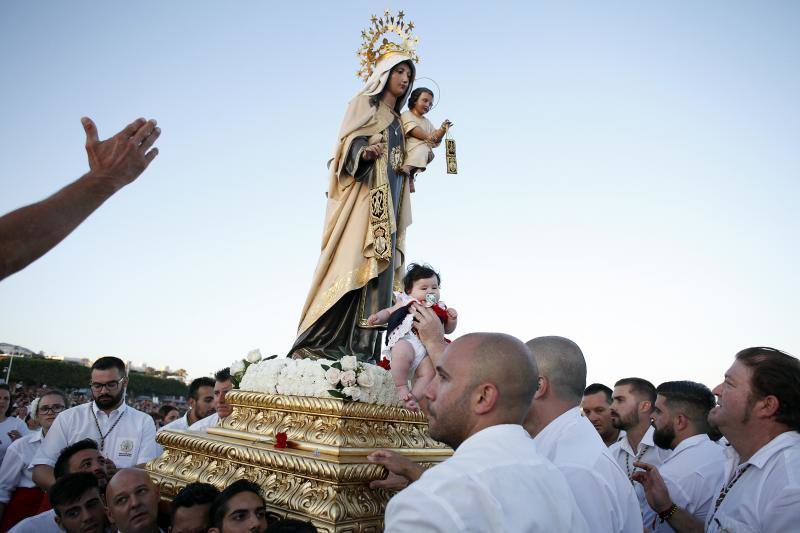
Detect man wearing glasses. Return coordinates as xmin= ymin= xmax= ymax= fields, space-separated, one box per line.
xmin=30 ymin=357 xmax=161 ymax=491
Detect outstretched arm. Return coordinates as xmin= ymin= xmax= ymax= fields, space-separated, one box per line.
xmin=0 ymin=117 xmax=160 ymax=281
xmin=367 ymin=299 xmax=406 ymax=326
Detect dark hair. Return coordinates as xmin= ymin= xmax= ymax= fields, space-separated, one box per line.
xmin=37 ymin=389 xmax=70 ymax=417
xmin=615 ymin=377 xmax=657 ymax=407
xmin=49 ymin=472 xmax=100 ymax=517
xmin=403 ymin=263 xmax=440 ymax=294
xmin=54 ymin=438 xmax=98 ymax=480
xmin=214 ymin=368 xmax=232 ymax=383
xmin=91 ymin=356 xmax=126 ymax=377
xmin=210 ymin=480 xmax=265 ymax=528
xmin=0 ymin=384 xmax=11 ymax=416
xmin=408 ymin=87 xmax=433 ymax=110
xmin=656 ymin=381 xmax=716 ymax=432
xmin=266 ymin=518 xmax=319 ymax=533
xmin=583 ymin=383 xmax=613 ymax=404
xmin=368 ymin=60 xmax=414 ymax=111
xmin=189 ymin=377 xmax=216 ymax=400
xmin=170 ymin=482 xmax=220 ymax=521
xmin=158 ymin=404 xmax=178 ymax=419
xmin=735 ymin=347 xmax=800 ymax=431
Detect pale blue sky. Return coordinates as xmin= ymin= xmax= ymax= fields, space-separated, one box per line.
xmin=1 ymin=1 xmax=798 ymax=391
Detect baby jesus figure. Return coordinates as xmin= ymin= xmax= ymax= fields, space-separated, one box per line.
xmin=400 ymin=87 xmax=453 ymax=192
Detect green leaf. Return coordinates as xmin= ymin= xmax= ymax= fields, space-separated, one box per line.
xmin=321 ymin=364 xmax=331 ymax=371
xmin=332 ymin=362 xmax=343 ymax=371
xmin=328 ymin=389 xmax=348 ymax=400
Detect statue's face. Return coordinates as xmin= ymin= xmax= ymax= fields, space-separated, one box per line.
xmin=387 ymin=63 xmax=411 ymax=98
xmin=413 ymin=91 xmax=433 ymax=115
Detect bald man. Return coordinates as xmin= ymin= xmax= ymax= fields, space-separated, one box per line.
xmin=523 ymin=336 xmax=642 ymax=533
xmin=382 ymin=333 xmax=587 ymax=532
xmin=106 ymin=469 xmax=160 ymax=533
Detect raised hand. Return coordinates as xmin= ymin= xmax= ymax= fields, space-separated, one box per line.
xmin=82 ymin=116 xmax=161 ymax=189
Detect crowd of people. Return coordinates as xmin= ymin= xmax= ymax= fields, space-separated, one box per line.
xmin=0 ymin=326 xmax=797 ymax=532
xmin=1 ymin=119 xmax=798 ymax=531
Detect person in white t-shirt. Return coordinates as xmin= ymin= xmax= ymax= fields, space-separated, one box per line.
xmin=0 ymin=384 xmax=29 ymax=466
xmin=633 ymin=347 xmax=800 ymax=532
xmin=160 ymin=377 xmax=216 ymax=432
xmin=188 ymin=369 xmax=233 ymax=433
xmin=374 ymin=333 xmax=588 ymax=532
xmin=633 ymin=380 xmax=726 ymax=531
xmin=523 ymin=336 xmax=642 ymax=533
xmin=609 ymin=377 xmax=671 ymax=511
xmin=31 ymin=357 xmax=161 ymax=491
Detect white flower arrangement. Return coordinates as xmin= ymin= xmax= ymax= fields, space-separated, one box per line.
xmin=238 ymin=356 xmax=400 ymax=406
xmin=229 ymin=349 xmax=278 ymax=388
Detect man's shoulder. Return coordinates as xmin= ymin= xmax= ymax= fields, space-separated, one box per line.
xmin=160 ymin=415 xmax=189 ymax=432
xmin=9 ymin=509 xmax=58 ymax=533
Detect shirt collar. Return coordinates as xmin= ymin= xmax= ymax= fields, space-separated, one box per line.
xmin=533 ymin=406 xmax=581 ymax=443
xmin=733 ymin=430 xmax=800 ymax=469
xmin=91 ymin=399 xmax=128 ymax=417
xmin=454 ymin=424 xmax=528 ymax=454
xmin=621 ymin=424 xmax=655 ymax=454
xmin=665 ymin=433 xmax=709 ymax=460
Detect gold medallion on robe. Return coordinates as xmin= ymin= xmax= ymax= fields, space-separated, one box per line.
xmin=390 ymin=145 xmax=404 ymax=172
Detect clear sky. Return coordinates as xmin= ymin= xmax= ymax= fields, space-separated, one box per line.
xmin=1 ymin=1 xmax=798 ymax=392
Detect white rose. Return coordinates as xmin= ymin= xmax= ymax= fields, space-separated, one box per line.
xmin=325 ymin=367 xmax=342 ymax=385
xmin=246 ymin=349 xmax=263 ymax=363
xmin=231 ymin=359 xmax=245 ymax=375
xmin=340 ymin=356 xmax=357 ymax=371
xmin=342 ymin=386 xmax=362 ymax=401
xmin=340 ymin=370 xmax=357 ymax=387
xmin=356 ymin=371 xmax=374 ymax=388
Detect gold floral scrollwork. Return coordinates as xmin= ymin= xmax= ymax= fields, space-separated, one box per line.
xmin=147 ymin=392 xmax=452 ymax=532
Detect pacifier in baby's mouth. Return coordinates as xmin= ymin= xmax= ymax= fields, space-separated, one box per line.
xmin=424 ymin=293 xmax=439 ymax=307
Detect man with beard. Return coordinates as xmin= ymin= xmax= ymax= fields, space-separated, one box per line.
xmin=106 ymin=469 xmax=161 ymax=533
xmin=632 ymin=381 xmax=726 ymax=531
xmin=582 ymin=383 xmax=625 ymax=446
xmin=50 ymin=473 xmax=111 ymax=533
xmin=609 ymin=377 xmax=671 ymax=511
xmin=189 ymin=369 xmax=233 ymax=432
xmin=32 ymin=357 xmax=160 ymax=490
xmin=160 ymin=377 xmax=216 ymax=432
xmin=632 ymin=348 xmax=800 ymax=532
xmin=523 ymin=337 xmax=641 ymax=533
xmin=11 ymin=439 xmax=112 ymax=532
xmin=381 ymin=333 xmax=587 ymax=532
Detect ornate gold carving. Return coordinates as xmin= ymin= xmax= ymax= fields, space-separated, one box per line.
xmin=147 ymin=392 xmax=450 ymax=532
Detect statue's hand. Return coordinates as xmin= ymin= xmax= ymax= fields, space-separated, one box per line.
xmin=362 ymin=143 xmax=385 ymax=161
xmin=367 ymin=313 xmax=380 ymax=325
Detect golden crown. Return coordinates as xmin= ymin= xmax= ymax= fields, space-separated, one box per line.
xmin=356 ymin=9 xmax=420 ymax=80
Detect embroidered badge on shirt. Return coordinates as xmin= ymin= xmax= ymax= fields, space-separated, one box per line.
xmin=118 ymin=439 xmax=134 ymax=457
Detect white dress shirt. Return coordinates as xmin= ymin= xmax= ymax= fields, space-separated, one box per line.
xmin=8 ymin=509 xmax=58 ymax=533
xmin=188 ymin=412 xmax=219 ymax=432
xmin=706 ymin=430 xmax=800 ymax=532
xmin=640 ymin=434 xmax=726 ymax=532
xmin=0 ymin=417 xmax=29 ymax=465
xmin=159 ymin=412 xmax=190 ymax=432
xmin=0 ymin=429 xmax=42 ymax=503
xmin=609 ymin=425 xmax=671 ymax=511
xmin=31 ymin=401 xmax=160 ymax=469
xmin=384 ymin=424 xmax=588 ymax=532
xmin=532 ymin=407 xmax=643 ymax=533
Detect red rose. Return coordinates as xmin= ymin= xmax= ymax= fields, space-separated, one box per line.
xmin=275 ymin=432 xmax=288 ymax=449
xmin=377 ymin=359 xmax=391 ymax=370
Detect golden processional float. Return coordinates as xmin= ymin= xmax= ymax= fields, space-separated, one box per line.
xmin=147 ymin=11 xmax=454 ymax=532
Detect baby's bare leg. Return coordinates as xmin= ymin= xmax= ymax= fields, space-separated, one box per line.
xmin=410 ymin=356 xmax=435 ymax=403
xmin=390 ymin=340 xmax=419 ymax=410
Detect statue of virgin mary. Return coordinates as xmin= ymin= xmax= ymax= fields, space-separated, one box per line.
xmin=291 ymin=46 xmax=417 ymax=363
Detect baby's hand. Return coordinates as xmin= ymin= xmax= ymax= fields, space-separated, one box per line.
xmin=446 ymin=308 xmax=458 ymax=320
xmin=367 ymin=313 xmax=381 ymax=325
